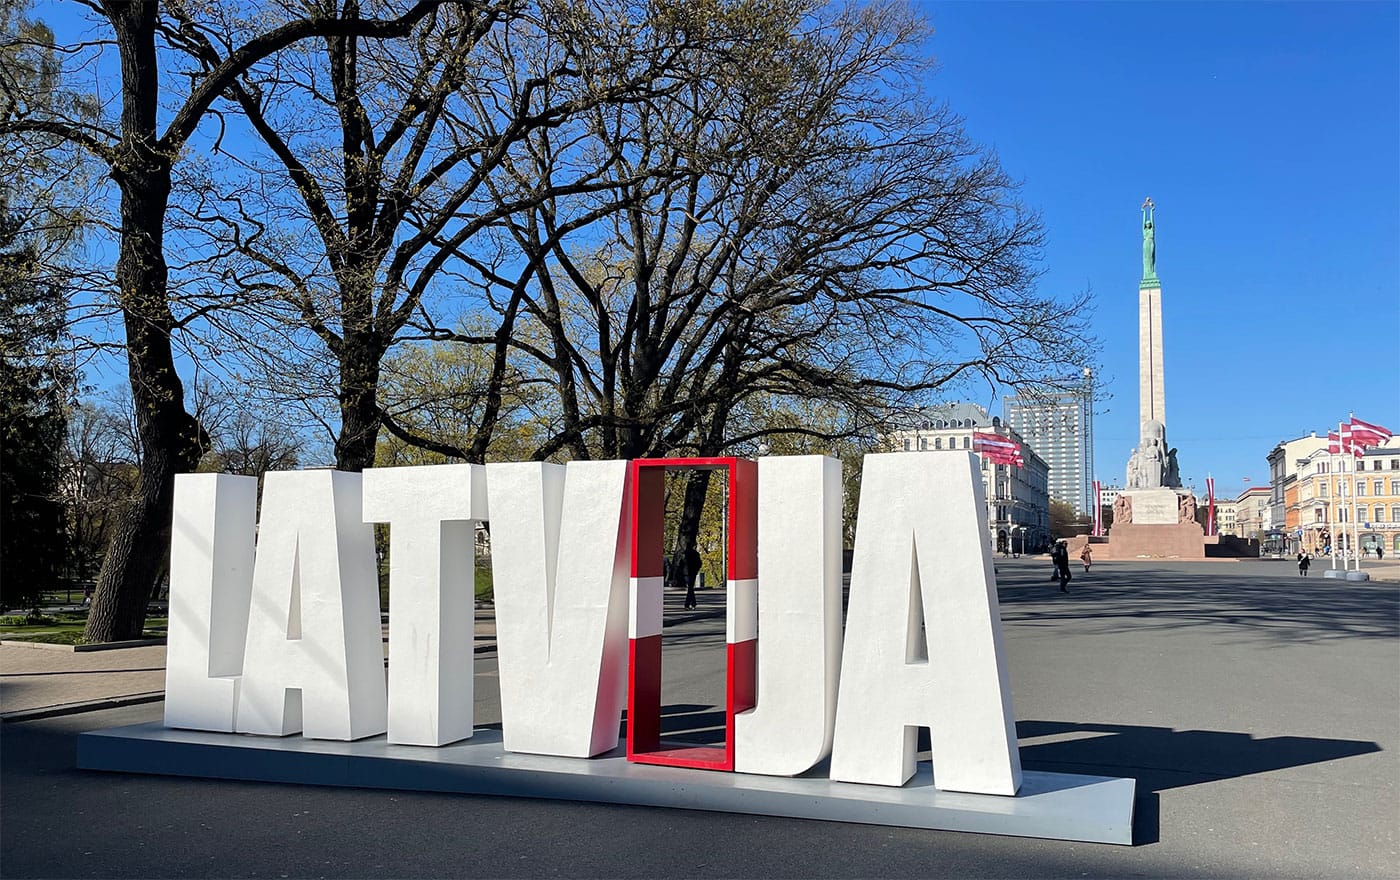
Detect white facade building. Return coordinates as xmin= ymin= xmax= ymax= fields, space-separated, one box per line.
xmin=885 ymin=403 xmax=1051 ymax=553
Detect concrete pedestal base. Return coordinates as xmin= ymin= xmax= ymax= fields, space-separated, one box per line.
xmin=77 ymin=723 xmax=1136 ymax=845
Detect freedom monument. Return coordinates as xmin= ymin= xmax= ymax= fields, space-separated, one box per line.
xmin=1077 ymin=200 xmax=1207 ymax=559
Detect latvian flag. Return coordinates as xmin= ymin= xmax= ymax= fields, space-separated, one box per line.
xmin=1349 ymin=417 xmax=1393 ymax=448
xmin=1327 ymin=431 xmax=1349 ymax=455
xmin=973 ymin=431 xmax=1024 ymax=467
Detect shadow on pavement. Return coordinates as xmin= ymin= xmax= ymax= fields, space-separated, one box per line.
xmin=632 ymin=704 xmax=1384 ymax=849
xmin=994 ymin=562 xmax=1399 ymax=643
xmin=1016 ymin=718 xmax=1382 ymax=845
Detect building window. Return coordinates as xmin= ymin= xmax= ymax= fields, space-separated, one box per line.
xmin=1320 ymin=484 xmax=1328 ymax=497
xmin=963 ymin=436 xmax=971 ymax=449
xmin=934 ymin=438 xmax=942 ymax=450
xmin=1393 ymin=505 xmax=1400 ymax=522
xmin=1315 ymin=509 xmax=1325 ymax=523
xmin=1358 ymin=482 xmax=1367 ymax=496
xmin=1375 ymin=506 xmax=1385 ymax=522
xmin=903 ymin=438 xmax=910 ymax=451
xmin=920 ymin=437 xmax=927 ymax=450
xmin=1392 ymin=480 xmax=1400 ymax=495
xmin=1374 ymin=480 xmax=1384 ymax=495
xmin=1391 ymin=459 xmax=1399 ymax=470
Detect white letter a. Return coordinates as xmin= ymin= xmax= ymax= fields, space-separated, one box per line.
xmin=830 ymin=452 xmax=1021 ymax=795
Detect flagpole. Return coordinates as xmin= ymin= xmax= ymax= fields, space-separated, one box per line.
xmin=1332 ymin=421 xmax=1342 ymax=571
xmin=1350 ymin=450 xmax=1361 ymax=570
xmin=1351 ymin=449 xmax=1364 ymax=571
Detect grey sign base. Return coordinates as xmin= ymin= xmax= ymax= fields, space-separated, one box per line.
xmin=78 ymin=723 xmax=1135 ymax=845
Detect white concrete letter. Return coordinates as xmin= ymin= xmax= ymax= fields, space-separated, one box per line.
xmin=487 ymin=460 xmax=631 ymax=757
xmin=735 ymin=455 xmax=843 ymax=775
xmin=164 ymin=473 xmax=257 ymax=732
xmin=830 ymin=452 xmax=1022 ymax=795
xmin=363 ymin=463 xmax=487 ymax=746
xmin=236 ymin=470 xmax=387 ymax=740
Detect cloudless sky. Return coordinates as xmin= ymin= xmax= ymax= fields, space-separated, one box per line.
xmin=921 ymin=1 xmax=1400 ymax=499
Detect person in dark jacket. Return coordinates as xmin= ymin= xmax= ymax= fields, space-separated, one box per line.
xmin=1052 ymin=541 xmax=1072 ymax=592
xmin=684 ymin=545 xmax=702 ymax=609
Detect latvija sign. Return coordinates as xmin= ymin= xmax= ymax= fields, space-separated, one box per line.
xmin=164 ymin=452 xmax=1022 ymax=795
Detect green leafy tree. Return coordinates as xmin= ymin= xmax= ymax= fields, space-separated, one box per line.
xmin=0 ymin=203 xmax=71 ymax=610
xmin=1049 ymin=498 xmax=1088 ymax=539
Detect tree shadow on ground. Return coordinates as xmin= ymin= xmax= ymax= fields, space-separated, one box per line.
xmin=994 ymin=562 xmax=1398 ymax=643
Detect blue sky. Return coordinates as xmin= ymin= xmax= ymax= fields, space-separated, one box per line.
xmin=33 ymin=1 xmax=1400 ymax=493
xmin=922 ymin=1 xmax=1400 ymax=499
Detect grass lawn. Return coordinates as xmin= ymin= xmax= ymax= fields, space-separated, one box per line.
xmin=0 ymin=614 xmax=168 ymax=645
xmin=475 ymin=564 xmax=493 ymax=604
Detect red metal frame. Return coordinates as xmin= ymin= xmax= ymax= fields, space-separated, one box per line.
xmin=626 ymin=457 xmax=757 ymax=771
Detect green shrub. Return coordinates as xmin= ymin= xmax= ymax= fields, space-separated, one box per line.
xmin=474 ymin=563 xmax=493 ymax=604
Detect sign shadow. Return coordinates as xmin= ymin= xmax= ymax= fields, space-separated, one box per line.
xmin=1015 ymin=719 xmax=1381 ymax=845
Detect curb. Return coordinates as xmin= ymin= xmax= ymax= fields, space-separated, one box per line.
xmin=0 ymin=638 xmax=166 ymax=652
xmin=1 ymin=691 xmax=165 ymax=723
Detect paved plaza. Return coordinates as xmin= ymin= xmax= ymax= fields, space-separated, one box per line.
xmin=2 ymin=559 xmax=1396 ymax=878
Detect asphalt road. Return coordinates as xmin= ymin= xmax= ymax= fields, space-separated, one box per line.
xmin=3 ymin=559 xmax=1396 ymax=878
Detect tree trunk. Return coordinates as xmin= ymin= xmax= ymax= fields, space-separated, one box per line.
xmin=665 ymin=470 xmax=712 ymax=590
xmin=335 ymin=331 xmax=383 ymax=471
xmin=85 ymin=2 xmax=204 ymax=643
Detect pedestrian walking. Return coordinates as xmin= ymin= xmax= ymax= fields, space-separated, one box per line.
xmin=1079 ymin=543 xmax=1093 ymax=573
xmin=1051 ymin=541 xmax=1072 ymax=592
xmin=683 ymin=545 xmax=702 ymax=609
xmin=1379 ymin=546 xmax=1385 ymax=561
xmin=1297 ymin=552 xmax=1311 ymax=576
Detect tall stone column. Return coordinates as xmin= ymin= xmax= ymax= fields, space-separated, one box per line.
xmin=1138 ymin=281 xmax=1165 ymax=428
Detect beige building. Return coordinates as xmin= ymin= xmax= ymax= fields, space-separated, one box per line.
xmin=1215 ymin=497 xmax=1238 ymax=536
xmin=1290 ymin=437 xmax=1400 ymax=556
xmin=1231 ymin=488 xmax=1270 ymax=540
xmin=886 ymin=403 xmax=1051 ymax=553
xmin=1267 ymin=434 xmax=1330 ymax=554
xmin=1353 ymin=442 xmax=1400 ymax=557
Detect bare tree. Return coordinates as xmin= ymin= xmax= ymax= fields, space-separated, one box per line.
xmin=58 ymin=401 xmax=138 ymax=588
xmin=479 ymin=1 xmax=1094 ymax=574
xmin=172 ymin=0 xmax=716 ymax=471
xmin=1 ymin=0 xmax=466 ymax=641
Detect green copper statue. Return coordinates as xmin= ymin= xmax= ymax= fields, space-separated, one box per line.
xmin=1141 ymin=197 xmax=1157 ymax=281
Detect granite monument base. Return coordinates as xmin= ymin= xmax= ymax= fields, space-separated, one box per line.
xmin=1099 ymin=521 xmax=1207 ymax=559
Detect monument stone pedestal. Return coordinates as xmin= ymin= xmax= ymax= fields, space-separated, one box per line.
xmin=1104 ymin=520 xmax=1206 ymax=559
xmin=1072 ymin=488 xmax=1207 ymax=560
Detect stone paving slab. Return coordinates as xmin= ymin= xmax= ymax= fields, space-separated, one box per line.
xmin=0 ymin=644 xmax=168 ymax=716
